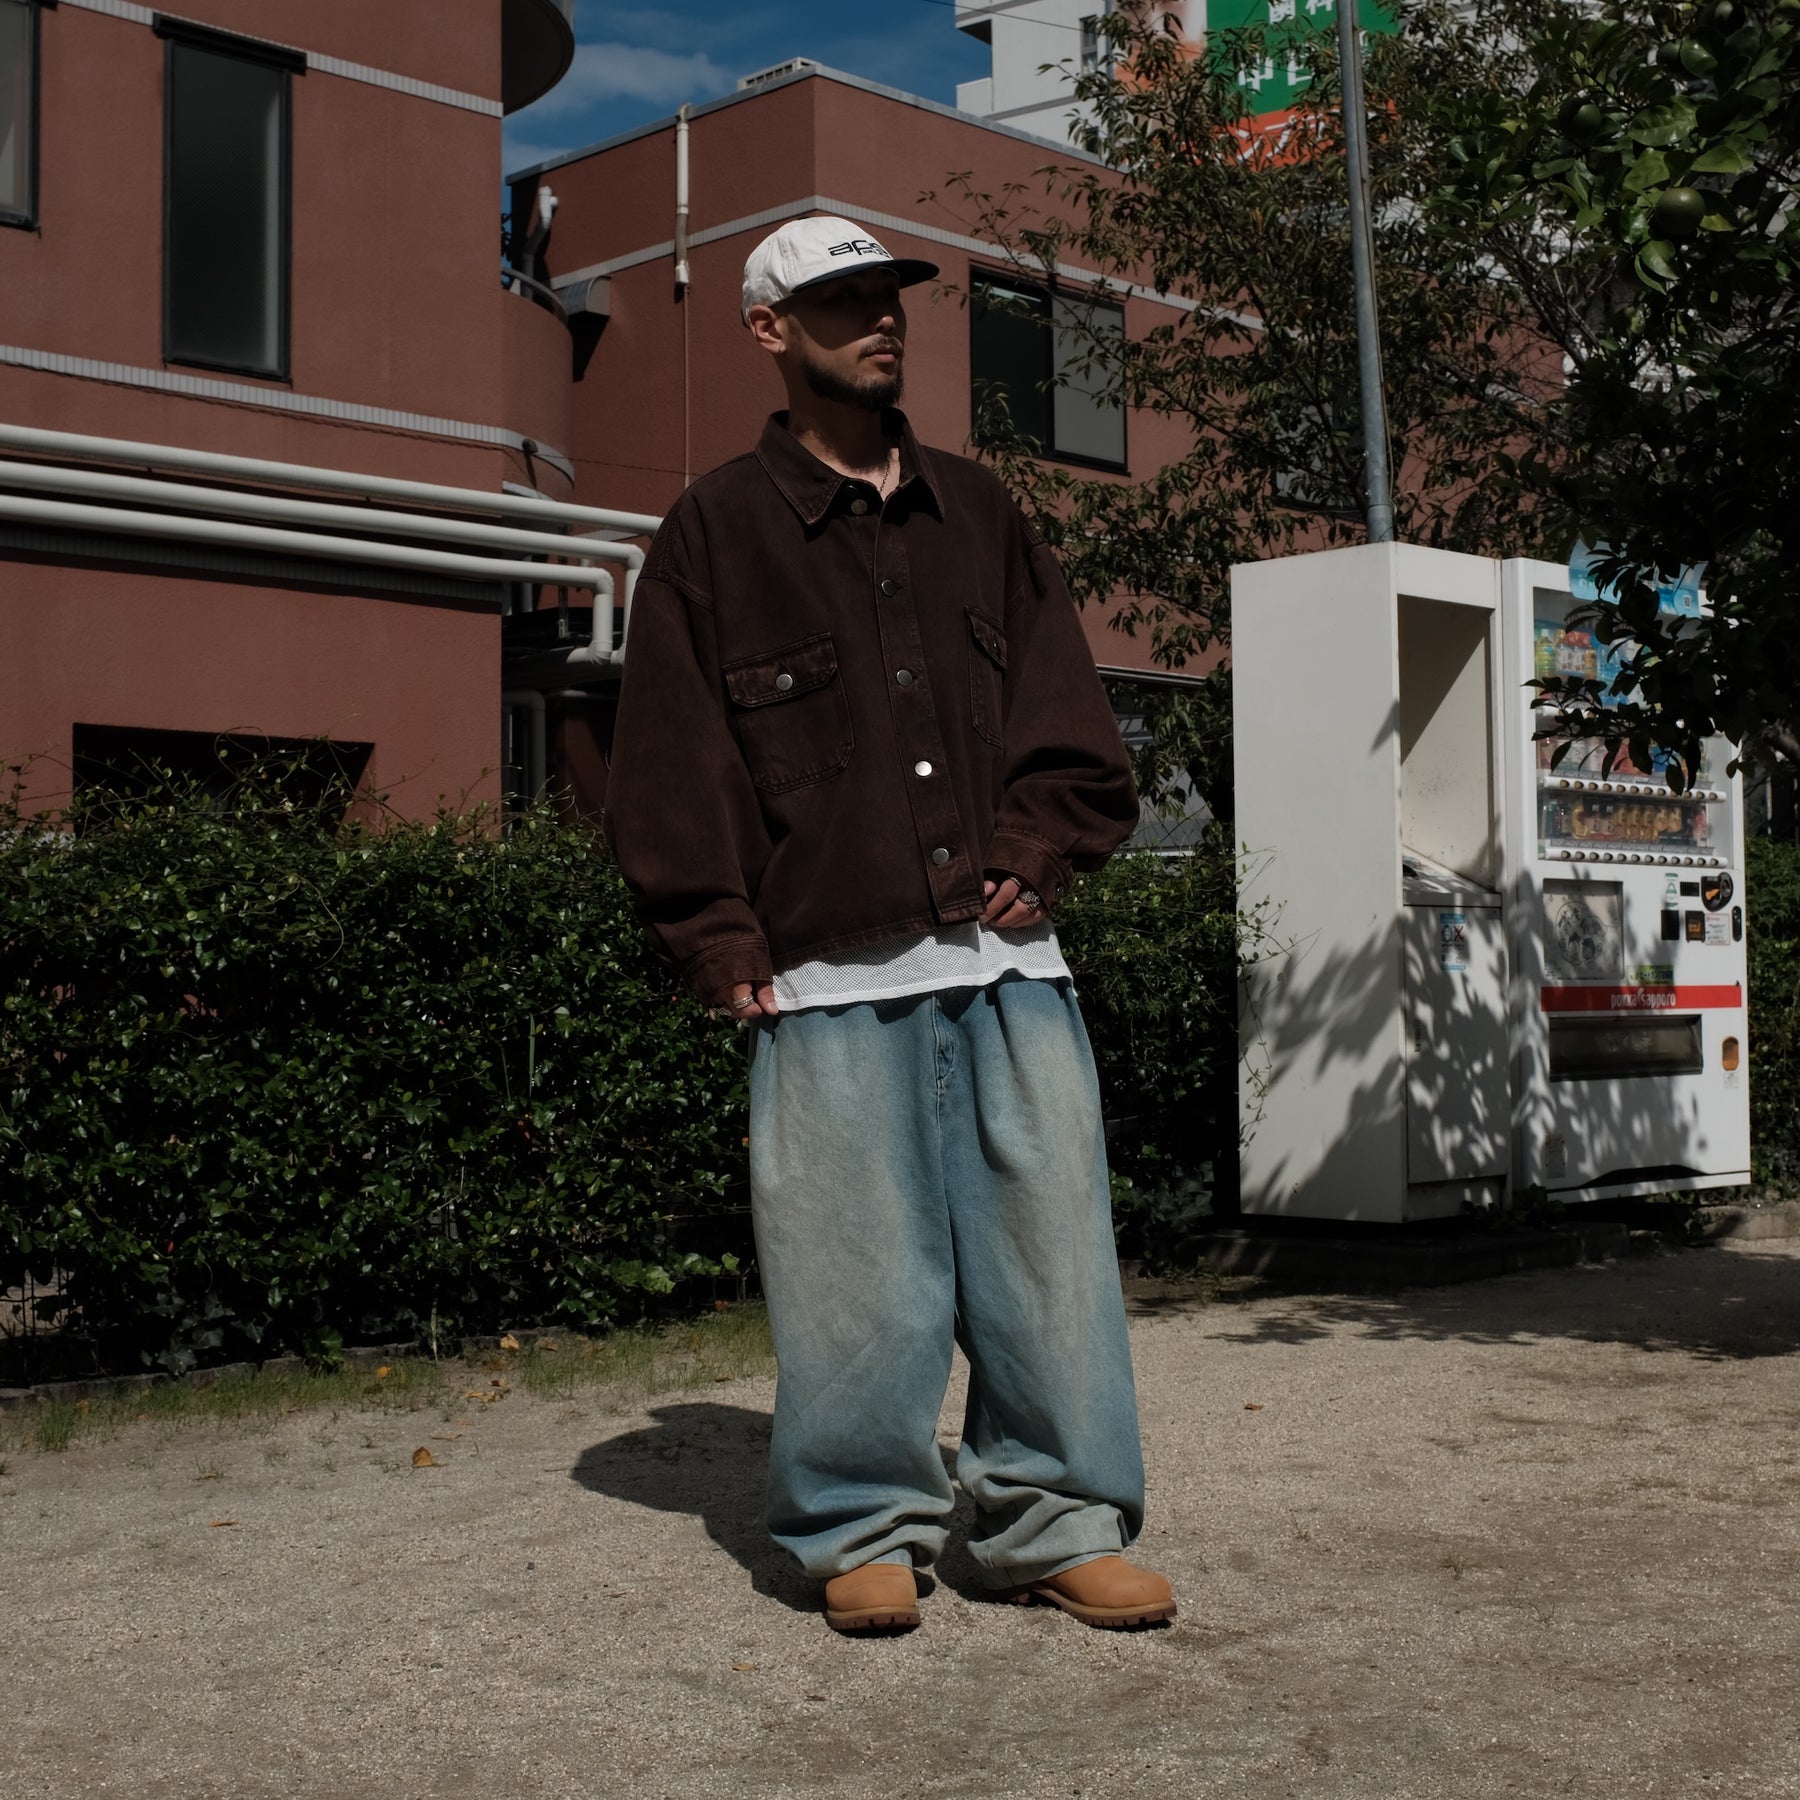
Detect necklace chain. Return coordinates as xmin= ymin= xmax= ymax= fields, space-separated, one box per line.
xmin=851 ymin=447 xmax=898 ymax=498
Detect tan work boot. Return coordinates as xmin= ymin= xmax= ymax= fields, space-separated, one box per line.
xmin=1003 ymin=1555 xmax=1176 ymax=1629
xmin=823 ymin=1562 xmax=921 ymax=1634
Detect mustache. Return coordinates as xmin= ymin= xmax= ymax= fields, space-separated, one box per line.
xmin=863 ymin=339 xmax=903 ymax=357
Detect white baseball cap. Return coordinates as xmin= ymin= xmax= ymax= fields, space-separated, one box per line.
xmin=741 ymin=214 xmax=939 ymax=321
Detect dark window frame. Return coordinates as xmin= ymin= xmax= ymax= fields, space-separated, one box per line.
xmin=969 ymin=266 xmax=1129 ymax=474
xmin=0 ymin=0 xmax=43 ymax=231
xmin=157 ymin=14 xmax=301 ymax=380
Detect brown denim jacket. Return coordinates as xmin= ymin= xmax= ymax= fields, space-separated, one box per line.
xmin=604 ymin=412 xmax=1139 ymax=1006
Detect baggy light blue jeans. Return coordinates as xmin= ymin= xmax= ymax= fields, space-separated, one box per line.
xmin=746 ymin=974 xmax=1147 ymax=1587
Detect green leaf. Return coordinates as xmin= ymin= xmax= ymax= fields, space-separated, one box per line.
xmin=1689 ymin=137 xmax=1754 ymax=174
xmin=1636 ymin=238 xmax=1680 ymax=284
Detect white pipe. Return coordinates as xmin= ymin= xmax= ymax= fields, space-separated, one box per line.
xmin=564 ymin=565 xmax=616 ymax=665
xmin=673 ymin=105 xmax=691 ymax=290
xmin=0 ymin=491 xmax=613 ymax=591
xmin=0 ymin=422 xmax=663 ymax=538
xmin=0 ymin=456 xmax=642 ymax=575
xmin=535 ymin=183 xmax=559 ymax=235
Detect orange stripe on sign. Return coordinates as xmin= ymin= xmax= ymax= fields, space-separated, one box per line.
xmin=1541 ymin=985 xmax=1743 ymax=1013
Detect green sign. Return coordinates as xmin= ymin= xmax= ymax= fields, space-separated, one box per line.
xmin=1208 ymin=0 xmax=1398 ymax=119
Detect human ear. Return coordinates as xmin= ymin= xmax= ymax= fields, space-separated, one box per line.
xmin=745 ymin=304 xmax=787 ymax=355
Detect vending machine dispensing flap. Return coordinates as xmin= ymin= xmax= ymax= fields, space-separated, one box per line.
xmin=1401 ymin=847 xmax=1502 ymax=909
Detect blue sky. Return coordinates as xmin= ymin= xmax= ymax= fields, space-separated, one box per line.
xmin=503 ymin=2 xmax=1000 ymax=176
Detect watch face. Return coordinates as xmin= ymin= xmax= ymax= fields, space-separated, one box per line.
xmin=1702 ymin=871 xmax=1734 ymax=912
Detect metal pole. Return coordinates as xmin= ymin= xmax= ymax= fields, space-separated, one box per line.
xmin=1335 ymin=0 xmax=1394 ymax=543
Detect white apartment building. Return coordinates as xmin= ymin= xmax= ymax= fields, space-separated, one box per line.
xmin=953 ymin=1 xmax=1200 ymax=144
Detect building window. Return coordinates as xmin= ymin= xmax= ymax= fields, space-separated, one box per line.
xmin=159 ymin=20 xmax=301 ymax=378
xmin=971 ymin=273 xmax=1127 ymax=470
xmin=0 ymin=0 xmax=38 ymax=228
xmin=1079 ymin=6 xmax=1114 ymax=75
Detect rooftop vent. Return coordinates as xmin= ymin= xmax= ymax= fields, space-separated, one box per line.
xmin=737 ymin=58 xmax=824 ymax=92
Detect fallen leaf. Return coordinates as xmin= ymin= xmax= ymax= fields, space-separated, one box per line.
xmin=499 ymin=1333 xmax=521 ymax=1352
xmin=209 ymin=1519 xmax=236 ymax=1528
xmin=74 ymin=1399 xmax=90 ymax=1414
xmin=464 ymin=1390 xmax=501 ymax=1404
xmin=731 ymin=1662 xmax=757 ymax=1672
xmin=137 ymin=1412 xmax=149 ymax=1422
xmin=412 ymin=1447 xmax=439 ymax=1468
xmin=712 ymin=1373 xmax=731 ymax=1383
xmin=374 ymin=1365 xmax=391 ymax=1380
xmin=714 ymin=1299 xmax=734 ymax=1313
xmin=490 ymin=1377 xmax=507 ymax=1389
xmin=1244 ymin=1402 xmax=1264 ymax=1411
xmin=538 ymin=1340 xmax=560 ymax=1353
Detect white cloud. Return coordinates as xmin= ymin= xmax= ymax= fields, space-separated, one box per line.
xmin=518 ymin=42 xmax=732 ymax=119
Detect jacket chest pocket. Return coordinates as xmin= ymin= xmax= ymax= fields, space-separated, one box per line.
xmin=967 ymin=608 xmax=1008 ymax=748
xmin=723 ymin=632 xmax=855 ymax=795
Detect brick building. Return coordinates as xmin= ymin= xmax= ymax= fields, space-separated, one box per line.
xmin=2 ymin=19 xmax=1205 ymax=831
xmin=0 ymin=0 xmax=617 ymax=819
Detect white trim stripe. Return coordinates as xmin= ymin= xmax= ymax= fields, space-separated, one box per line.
xmin=0 ymin=524 xmax=503 ymax=605
xmin=550 ymin=194 xmax=1205 ymax=316
xmin=60 ymin=0 xmax=504 ymax=117
xmin=0 ymin=342 xmax=574 ymax=480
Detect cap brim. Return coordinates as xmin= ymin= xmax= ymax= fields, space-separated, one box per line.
xmin=786 ymin=255 xmax=940 ymax=299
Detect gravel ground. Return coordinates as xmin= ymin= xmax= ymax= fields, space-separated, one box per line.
xmin=4 ymin=1240 xmax=1799 ymax=1800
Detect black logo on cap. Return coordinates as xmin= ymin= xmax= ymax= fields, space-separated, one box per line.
xmin=828 ymin=238 xmax=887 ymax=258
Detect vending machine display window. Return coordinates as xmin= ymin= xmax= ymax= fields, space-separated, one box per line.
xmin=1530 ymin=619 xmax=1733 ymax=869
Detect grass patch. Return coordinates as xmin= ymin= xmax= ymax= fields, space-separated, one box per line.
xmin=507 ymin=1302 xmax=776 ymax=1403
xmin=0 ymin=1303 xmax=774 ymax=1456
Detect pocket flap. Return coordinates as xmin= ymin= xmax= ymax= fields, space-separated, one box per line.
xmin=967 ymin=609 xmax=1008 ymax=671
xmin=723 ymin=633 xmax=840 ymax=708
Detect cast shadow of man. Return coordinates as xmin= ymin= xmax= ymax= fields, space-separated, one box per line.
xmin=570 ymin=1401 xmax=984 ymax=1612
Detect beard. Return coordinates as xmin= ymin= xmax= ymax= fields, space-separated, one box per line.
xmin=797 ymin=346 xmax=904 ymax=411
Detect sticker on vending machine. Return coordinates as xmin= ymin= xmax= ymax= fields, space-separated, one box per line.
xmin=1438 ymin=911 xmax=1469 ymax=973
xmin=1704 ymin=912 xmax=1730 ymax=946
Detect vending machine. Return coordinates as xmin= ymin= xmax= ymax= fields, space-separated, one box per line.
xmin=1500 ymin=560 xmax=1751 ymax=1197
xmin=1234 ymin=543 xmax=1511 ymax=1222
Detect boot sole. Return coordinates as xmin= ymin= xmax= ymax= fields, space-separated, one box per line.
xmin=1003 ymin=1586 xmax=1177 ymax=1630
xmin=824 ymin=1605 xmax=921 ymax=1634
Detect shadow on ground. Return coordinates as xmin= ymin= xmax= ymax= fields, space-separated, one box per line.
xmin=1148 ymin=1242 xmax=1800 ymax=1362
xmin=569 ymin=1402 xmax=997 ymax=1608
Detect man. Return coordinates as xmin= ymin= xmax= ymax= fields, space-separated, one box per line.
xmin=605 ymin=215 xmax=1174 ymax=1635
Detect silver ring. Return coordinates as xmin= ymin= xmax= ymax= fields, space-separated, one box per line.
xmin=1017 ymin=888 xmax=1043 ymax=912
xmin=728 ymin=995 xmax=756 ymax=1013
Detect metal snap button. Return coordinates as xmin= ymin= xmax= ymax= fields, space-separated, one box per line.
xmin=914 ymin=760 xmax=933 ymax=778
xmin=895 ymin=668 xmax=914 ymax=686
xmin=880 ymin=578 xmax=898 ymax=596
xmin=849 ymin=498 xmax=869 ymax=516
xmin=931 ymin=847 xmax=950 ymax=866
xmin=774 ymin=671 xmax=794 ymax=692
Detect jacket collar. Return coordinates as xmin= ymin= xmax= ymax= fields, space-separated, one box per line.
xmin=755 ymin=410 xmax=944 ymax=525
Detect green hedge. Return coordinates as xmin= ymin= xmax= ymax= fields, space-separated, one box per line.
xmin=0 ymin=778 xmax=748 ymax=1373
xmin=0 ymin=774 xmax=1248 ymax=1370
xmin=1748 ymin=838 xmax=1800 ymax=1191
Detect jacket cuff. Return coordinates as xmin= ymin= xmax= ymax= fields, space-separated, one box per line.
xmin=984 ymin=828 xmax=1076 ymax=915
xmin=682 ymin=935 xmax=775 ymax=1009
